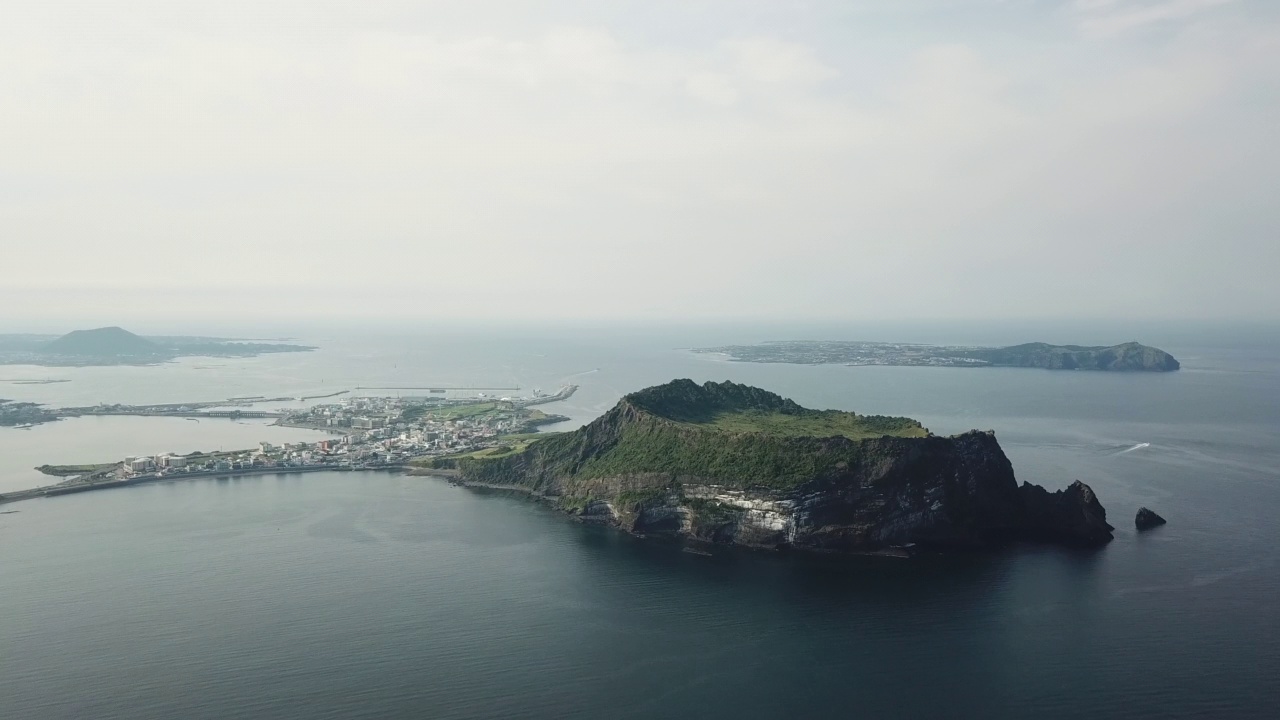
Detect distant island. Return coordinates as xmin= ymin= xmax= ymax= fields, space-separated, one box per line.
xmin=0 ymin=327 xmax=314 ymax=366
xmin=695 ymin=340 xmax=1180 ymax=372
xmin=423 ymin=379 xmax=1115 ymax=553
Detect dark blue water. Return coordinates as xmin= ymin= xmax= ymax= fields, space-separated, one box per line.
xmin=2 ymin=325 xmax=1278 ymax=718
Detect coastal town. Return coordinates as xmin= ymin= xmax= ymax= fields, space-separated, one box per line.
xmin=1 ymin=386 xmax=576 ymax=504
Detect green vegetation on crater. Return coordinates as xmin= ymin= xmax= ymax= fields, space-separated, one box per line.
xmin=626 ymin=377 xmax=925 ymax=439
xmin=562 ymin=421 xmax=886 ymax=488
xmin=689 ymin=408 xmax=926 ymax=440
xmin=454 ymin=379 xmax=931 ymax=491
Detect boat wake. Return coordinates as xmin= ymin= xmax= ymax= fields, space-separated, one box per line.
xmin=1115 ymin=442 xmax=1151 ymax=455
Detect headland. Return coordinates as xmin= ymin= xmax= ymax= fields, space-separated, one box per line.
xmin=427 ymin=379 xmax=1116 ymax=554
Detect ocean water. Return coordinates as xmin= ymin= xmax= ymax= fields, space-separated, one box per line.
xmin=2 ymin=324 xmax=1278 ymax=718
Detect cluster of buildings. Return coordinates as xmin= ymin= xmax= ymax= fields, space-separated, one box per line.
xmin=113 ymin=395 xmax=552 ymax=480
xmin=283 ymin=396 xmax=404 ymax=430
xmin=124 ymin=454 xmax=191 ymax=473
xmin=280 ymin=396 xmax=549 ymax=438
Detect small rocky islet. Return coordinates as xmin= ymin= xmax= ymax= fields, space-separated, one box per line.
xmin=1136 ymin=507 xmax=1168 ymax=531
xmin=429 ymin=379 xmax=1117 ymax=554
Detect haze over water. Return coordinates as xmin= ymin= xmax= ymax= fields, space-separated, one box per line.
xmin=3 ymin=323 xmax=1278 ymax=718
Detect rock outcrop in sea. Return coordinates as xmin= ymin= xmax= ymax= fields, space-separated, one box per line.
xmin=1135 ymin=507 xmax=1168 ymax=531
xmin=443 ymin=380 xmax=1115 ymax=553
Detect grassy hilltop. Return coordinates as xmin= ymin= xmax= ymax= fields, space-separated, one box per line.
xmin=442 ymin=379 xmax=927 ymax=491
xmin=624 ymin=378 xmax=927 ymax=440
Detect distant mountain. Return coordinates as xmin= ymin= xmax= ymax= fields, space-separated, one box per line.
xmin=41 ymin=327 xmax=162 ymax=357
xmin=957 ymin=341 xmax=1181 ymax=371
xmin=0 ymin=328 xmax=313 ymax=366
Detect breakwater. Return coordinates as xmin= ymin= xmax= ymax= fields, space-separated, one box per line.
xmin=514 ymin=385 xmax=577 ymax=408
xmin=299 ymin=390 xmax=350 ymax=401
xmin=1 ymin=464 xmax=407 ymax=506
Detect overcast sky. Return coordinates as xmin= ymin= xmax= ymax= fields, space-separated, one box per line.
xmin=2 ymin=0 xmax=1276 ymax=327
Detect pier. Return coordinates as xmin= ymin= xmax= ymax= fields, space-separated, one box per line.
xmin=1 ymin=464 xmax=406 ymax=506
xmin=66 ymin=409 xmax=286 ymax=419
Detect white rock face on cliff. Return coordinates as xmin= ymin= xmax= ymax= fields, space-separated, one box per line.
xmin=686 ymin=485 xmax=797 ymax=542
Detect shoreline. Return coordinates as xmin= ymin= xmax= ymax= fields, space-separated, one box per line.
xmin=4 ymin=384 xmax=578 ymax=430
xmin=0 ymin=464 xmax=409 ymax=506
xmin=2 ymin=386 xmax=579 ymax=506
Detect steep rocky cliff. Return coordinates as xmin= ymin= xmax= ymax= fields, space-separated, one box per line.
xmin=451 ymin=380 xmax=1114 ymax=552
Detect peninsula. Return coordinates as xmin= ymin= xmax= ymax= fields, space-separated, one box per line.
xmin=695 ymin=340 xmax=1180 ymax=371
xmin=0 ymin=388 xmax=575 ymax=504
xmin=0 ymin=326 xmax=314 ymax=367
xmin=0 ymin=382 xmax=577 ymax=430
xmin=426 ymin=379 xmax=1115 ymax=553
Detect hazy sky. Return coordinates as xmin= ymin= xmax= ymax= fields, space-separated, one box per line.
xmin=2 ymin=0 xmax=1277 ymax=326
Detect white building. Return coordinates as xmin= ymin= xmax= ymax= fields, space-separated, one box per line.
xmin=155 ymin=455 xmax=187 ymax=468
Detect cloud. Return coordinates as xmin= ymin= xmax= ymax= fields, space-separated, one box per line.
xmin=0 ymin=1 xmax=1277 ymax=323
xmin=684 ymin=73 xmax=740 ymax=106
xmin=725 ymin=38 xmax=839 ymax=85
xmin=1073 ymin=0 xmax=1237 ymax=37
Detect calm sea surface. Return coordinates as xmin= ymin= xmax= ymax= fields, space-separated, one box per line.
xmin=2 ymin=324 xmax=1278 ymax=718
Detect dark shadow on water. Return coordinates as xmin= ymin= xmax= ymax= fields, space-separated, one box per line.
xmin=566 ymin=519 xmax=1110 ymax=605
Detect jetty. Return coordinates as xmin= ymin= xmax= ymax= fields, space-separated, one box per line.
xmin=0 ymin=464 xmax=405 ymax=507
